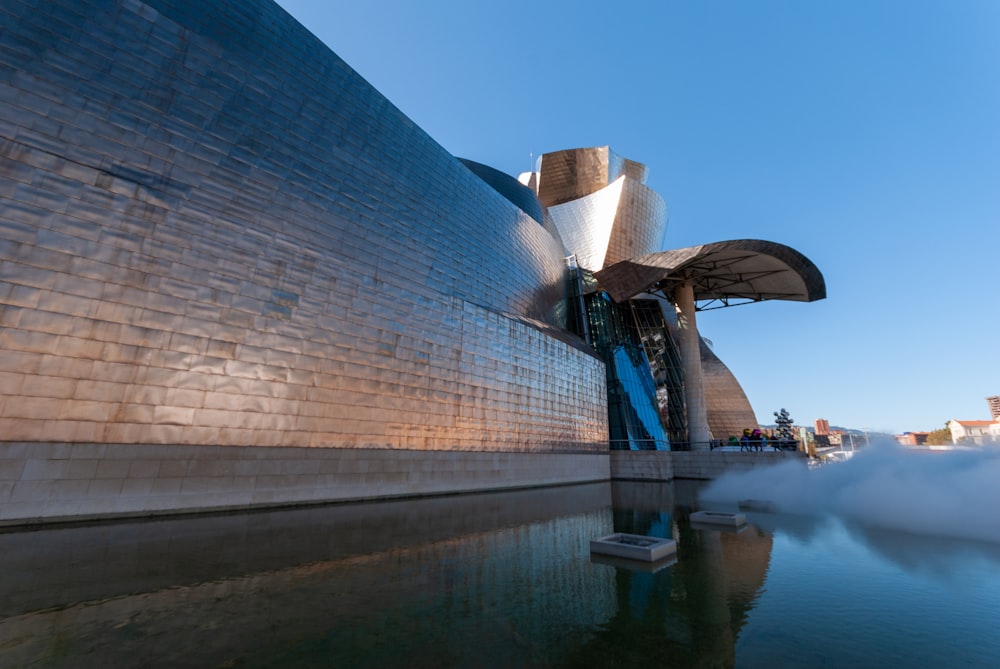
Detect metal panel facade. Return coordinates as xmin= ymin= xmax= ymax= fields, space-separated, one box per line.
xmin=536 ymin=147 xmax=667 ymax=273
xmin=0 ymin=0 xmax=608 ymax=453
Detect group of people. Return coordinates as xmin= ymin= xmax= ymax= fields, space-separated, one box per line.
xmin=727 ymin=428 xmax=785 ymax=451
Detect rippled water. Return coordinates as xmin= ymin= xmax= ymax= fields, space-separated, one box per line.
xmin=2 ymin=480 xmax=999 ymax=667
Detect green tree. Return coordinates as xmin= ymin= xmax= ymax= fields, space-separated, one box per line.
xmin=926 ymin=424 xmax=952 ymax=445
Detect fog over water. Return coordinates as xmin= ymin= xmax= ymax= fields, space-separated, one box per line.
xmin=701 ymin=442 xmax=1000 ymax=543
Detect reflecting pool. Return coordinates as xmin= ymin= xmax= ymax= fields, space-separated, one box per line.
xmin=2 ymin=480 xmax=999 ymax=668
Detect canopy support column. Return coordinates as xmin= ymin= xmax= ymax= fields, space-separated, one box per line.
xmin=675 ymin=280 xmax=711 ymax=449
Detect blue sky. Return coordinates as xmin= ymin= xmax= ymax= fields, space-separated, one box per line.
xmin=275 ymin=0 xmax=999 ymax=434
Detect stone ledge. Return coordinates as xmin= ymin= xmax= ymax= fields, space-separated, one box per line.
xmin=0 ymin=442 xmax=611 ymax=527
xmin=611 ymin=449 xmax=805 ymax=481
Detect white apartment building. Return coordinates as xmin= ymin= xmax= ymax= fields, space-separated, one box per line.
xmin=948 ymin=419 xmax=998 ymax=445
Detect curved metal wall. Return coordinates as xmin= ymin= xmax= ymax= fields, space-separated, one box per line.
xmin=0 ymin=0 xmax=608 ymax=452
xmin=457 ymin=159 xmax=547 ymax=227
xmin=700 ymin=341 xmax=759 ymax=442
xmin=547 ymin=179 xmax=626 ymax=271
xmin=605 ymin=178 xmax=668 ymax=267
xmin=536 ymin=147 xmax=614 ymax=208
xmin=546 ymin=177 xmax=667 ymax=272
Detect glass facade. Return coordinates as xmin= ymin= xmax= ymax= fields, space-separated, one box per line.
xmin=627 ymin=299 xmax=687 ymax=444
xmin=578 ymin=287 xmax=670 ymax=451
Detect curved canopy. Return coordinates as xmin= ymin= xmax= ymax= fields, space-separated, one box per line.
xmin=595 ymin=239 xmax=826 ymax=309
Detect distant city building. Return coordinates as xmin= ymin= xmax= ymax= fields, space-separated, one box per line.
xmin=987 ymin=396 xmax=1000 ymax=421
xmin=814 ymin=419 xmax=830 ymax=436
xmin=812 ymin=428 xmax=848 ymax=449
xmin=948 ymin=420 xmax=996 ymax=446
xmin=895 ymin=432 xmax=929 ymax=446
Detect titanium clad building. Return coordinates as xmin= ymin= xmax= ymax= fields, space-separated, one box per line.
xmin=0 ymin=0 xmax=610 ymax=523
xmin=522 ymin=148 xmax=793 ymax=449
xmin=0 ymin=0 xmax=824 ymax=524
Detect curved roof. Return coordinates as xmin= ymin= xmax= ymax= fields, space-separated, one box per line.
xmin=458 ymin=158 xmax=546 ymax=224
xmin=458 ymin=158 xmax=567 ymax=250
xmin=595 ymin=239 xmax=826 ymax=309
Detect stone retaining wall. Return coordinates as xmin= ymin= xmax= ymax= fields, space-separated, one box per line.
xmin=0 ymin=442 xmax=610 ymax=526
xmin=2 ymin=444 xmax=809 ymax=526
xmin=611 ymin=449 xmax=804 ymax=481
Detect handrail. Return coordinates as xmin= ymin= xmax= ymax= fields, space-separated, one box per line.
xmin=609 ymin=439 xmax=801 ymax=452
xmin=608 ymin=439 xmax=670 ymax=451
xmin=711 ymin=439 xmax=800 ymax=452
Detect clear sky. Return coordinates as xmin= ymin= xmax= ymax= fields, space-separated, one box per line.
xmin=275 ymin=0 xmax=1000 ymax=434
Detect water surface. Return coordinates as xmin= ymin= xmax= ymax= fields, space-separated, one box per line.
xmin=2 ymin=480 xmax=998 ymax=667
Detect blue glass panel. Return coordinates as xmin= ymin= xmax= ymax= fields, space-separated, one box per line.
xmin=611 ymin=345 xmax=669 ymax=450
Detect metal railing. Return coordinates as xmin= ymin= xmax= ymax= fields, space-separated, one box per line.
xmin=710 ymin=439 xmax=800 ymax=452
xmin=609 ymin=439 xmax=670 ymax=451
xmin=609 ymin=439 xmax=801 ymax=452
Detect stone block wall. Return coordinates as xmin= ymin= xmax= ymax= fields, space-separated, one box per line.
xmin=0 ymin=441 xmax=611 ymax=526
xmin=611 ymin=449 xmax=804 ymax=482
xmin=609 ymin=450 xmax=674 ymax=481
xmin=670 ymin=450 xmax=803 ymax=479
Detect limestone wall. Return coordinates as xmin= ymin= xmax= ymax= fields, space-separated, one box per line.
xmin=0 ymin=441 xmax=610 ymax=526
xmin=611 ymin=450 xmax=804 ymax=481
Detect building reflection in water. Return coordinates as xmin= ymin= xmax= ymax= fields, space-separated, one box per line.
xmin=0 ymin=481 xmax=774 ymax=668
xmin=566 ymin=482 xmax=773 ymax=667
